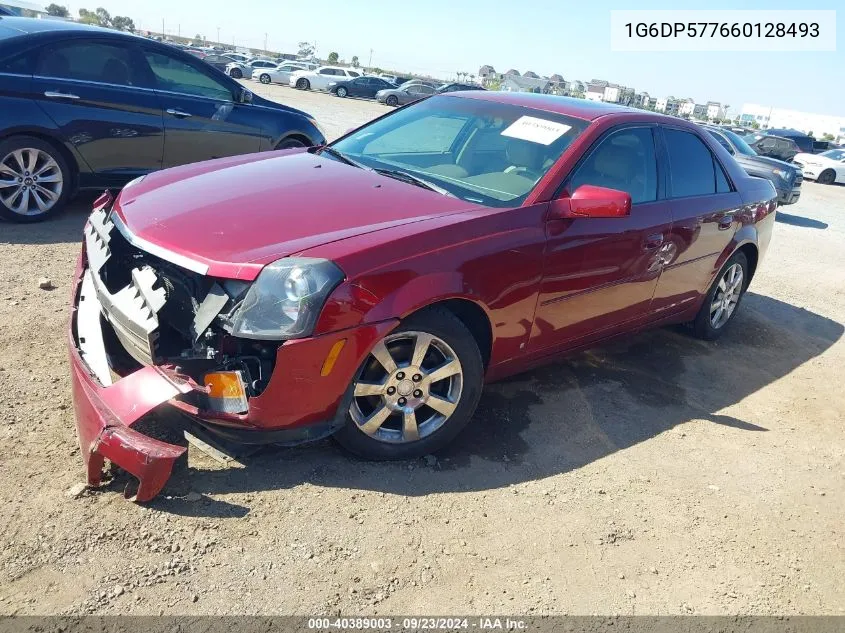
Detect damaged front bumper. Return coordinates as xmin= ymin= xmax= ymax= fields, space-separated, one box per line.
xmin=69 ymin=261 xmax=196 ymax=501
xmin=68 ymin=207 xmax=397 ymax=501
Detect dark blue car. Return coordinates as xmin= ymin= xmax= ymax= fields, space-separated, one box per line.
xmin=0 ymin=17 xmax=326 ymax=222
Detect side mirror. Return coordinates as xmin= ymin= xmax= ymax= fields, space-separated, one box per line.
xmin=238 ymin=88 xmax=253 ymax=104
xmin=549 ymin=185 xmax=632 ymax=219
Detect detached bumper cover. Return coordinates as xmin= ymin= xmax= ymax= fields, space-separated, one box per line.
xmin=70 ymin=356 xmax=192 ymax=501
xmin=68 ymin=248 xmax=398 ymax=501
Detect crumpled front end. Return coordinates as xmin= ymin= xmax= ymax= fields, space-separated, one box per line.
xmin=69 ymin=249 xmax=196 ymax=501
xmin=67 ymin=195 xmax=396 ymax=501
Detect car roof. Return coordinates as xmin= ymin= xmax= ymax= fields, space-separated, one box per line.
xmin=0 ymin=15 xmax=112 ymax=38
xmin=443 ymin=91 xmax=649 ymax=121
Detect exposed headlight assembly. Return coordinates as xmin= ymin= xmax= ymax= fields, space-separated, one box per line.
xmin=773 ymin=168 xmax=793 ymax=182
xmin=231 ymin=258 xmax=344 ymax=340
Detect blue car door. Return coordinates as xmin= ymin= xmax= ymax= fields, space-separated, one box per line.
xmin=29 ymin=38 xmax=164 ymax=186
xmin=140 ymin=47 xmax=263 ymax=168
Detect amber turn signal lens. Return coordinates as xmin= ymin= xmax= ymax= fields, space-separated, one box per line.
xmin=320 ymin=339 xmax=347 ymax=376
xmin=204 ymin=371 xmax=249 ymax=414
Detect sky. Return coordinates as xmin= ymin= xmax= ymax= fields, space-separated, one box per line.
xmin=60 ymin=0 xmax=845 ymax=117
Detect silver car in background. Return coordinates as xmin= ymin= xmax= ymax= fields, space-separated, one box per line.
xmin=375 ymin=83 xmax=436 ymax=106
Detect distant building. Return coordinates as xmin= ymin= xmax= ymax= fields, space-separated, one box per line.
xmin=501 ymin=75 xmax=550 ymax=94
xmin=603 ymin=84 xmax=620 ymax=103
xmin=586 ymin=80 xmax=608 ymax=101
xmin=478 ymin=65 xmax=496 ymax=80
xmin=523 ymin=70 xmax=540 ymax=79
xmin=504 ymin=69 xmax=521 ymax=77
xmin=570 ymin=80 xmax=586 ymax=95
xmin=707 ymin=101 xmax=725 ymax=120
xmin=656 ymin=97 xmax=681 ymax=116
xmin=679 ymin=98 xmax=696 ymax=117
xmin=739 ymin=103 xmax=845 ymax=138
xmin=692 ymin=103 xmax=708 ymax=120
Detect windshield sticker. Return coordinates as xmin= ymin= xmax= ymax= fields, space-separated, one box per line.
xmin=501 ymin=116 xmax=572 ymax=145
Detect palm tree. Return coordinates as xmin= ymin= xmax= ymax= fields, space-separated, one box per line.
xmin=470 ymin=73 xmax=476 ymax=84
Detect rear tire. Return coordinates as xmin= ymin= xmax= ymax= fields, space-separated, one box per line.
xmin=259 ymin=73 xmax=271 ymax=84
xmin=817 ymin=169 xmax=836 ymax=185
xmin=333 ymin=307 xmax=484 ymax=460
xmin=230 ymin=68 xmax=243 ymax=79
xmin=0 ymin=135 xmax=72 ymax=223
xmin=386 ymin=95 xmax=399 ymax=106
xmin=336 ymin=86 xmax=348 ymax=98
xmin=296 ymin=78 xmax=310 ymax=90
xmin=691 ymin=251 xmax=749 ymax=340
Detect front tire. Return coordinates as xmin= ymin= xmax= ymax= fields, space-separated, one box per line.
xmin=386 ymin=95 xmax=399 ymax=106
xmin=296 ymin=78 xmax=310 ymax=90
xmin=230 ymin=68 xmax=243 ymax=79
xmin=817 ymin=169 xmax=836 ymax=185
xmin=334 ymin=308 xmax=484 ymax=460
xmin=336 ymin=86 xmax=348 ymax=98
xmin=259 ymin=73 xmax=271 ymax=84
xmin=691 ymin=251 xmax=749 ymax=340
xmin=0 ymin=136 xmax=71 ymax=223
xmin=275 ymin=137 xmax=308 ymax=150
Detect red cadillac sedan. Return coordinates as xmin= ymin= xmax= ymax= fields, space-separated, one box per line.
xmin=68 ymin=92 xmax=777 ymax=500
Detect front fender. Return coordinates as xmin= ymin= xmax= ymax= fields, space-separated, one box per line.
xmin=315 ymin=272 xmax=490 ymax=334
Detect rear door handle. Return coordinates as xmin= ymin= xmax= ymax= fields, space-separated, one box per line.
xmin=44 ymin=91 xmax=79 ymax=99
xmin=166 ymin=108 xmax=192 ymax=118
xmin=718 ymin=212 xmax=736 ymax=230
xmin=644 ymin=233 xmax=664 ymax=250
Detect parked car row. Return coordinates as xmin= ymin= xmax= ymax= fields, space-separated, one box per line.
xmin=702 ymin=125 xmax=803 ymax=205
xmin=0 ymin=18 xmax=325 ymax=222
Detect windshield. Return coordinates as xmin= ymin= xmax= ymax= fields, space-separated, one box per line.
xmin=331 ymin=96 xmax=587 ymax=207
xmin=722 ymin=129 xmax=757 ymax=157
xmin=821 ymin=149 xmax=845 ymax=161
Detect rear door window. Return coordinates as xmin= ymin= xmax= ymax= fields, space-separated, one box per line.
xmin=663 ymin=128 xmax=718 ymax=198
xmin=36 ymin=40 xmax=145 ymax=87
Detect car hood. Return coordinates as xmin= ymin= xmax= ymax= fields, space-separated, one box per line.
xmin=736 ymin=153 xmax=797 ymax=171
xmin=113 ymin=150 xmax=480 ymax=281
xmin=793 ymin=152 xmax=830 ymax=166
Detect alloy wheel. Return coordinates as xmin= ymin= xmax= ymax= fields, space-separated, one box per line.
xmin=350 ymin=331 xmax=463 ymax=444
xmin=0 ymin=148 xmax=63 ymax=217
xmin=260 ymin=74 xmax=271 ymax=84
xmin=710 ymin=263 xmax=743 ymax=329
xmin=337 ymin=87 xmax=347 ymax=97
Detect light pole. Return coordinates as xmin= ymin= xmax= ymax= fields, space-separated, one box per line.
xmin=368 ymin=48 xmax=373 ymax=67
xmin=264 ymin=33 xmax=268 ymax=52
xmin=217 ymin=27 xmax=220 ymax=44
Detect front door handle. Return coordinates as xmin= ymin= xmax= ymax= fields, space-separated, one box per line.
xmin=44 ymin=91 xmax=80 ymax=99
xmin=644 ymin=233 xmax=664 ymax=250
xmin=166 ymin=108 xmax=192 ymax=118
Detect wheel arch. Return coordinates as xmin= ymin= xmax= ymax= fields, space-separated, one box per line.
xmin=407 ymin=298 xmax=493 ymax=369
xmin=735 ymin=242 xmax=758 ymax=283
xmin=0 ymin=128 xmax=82 ymax=192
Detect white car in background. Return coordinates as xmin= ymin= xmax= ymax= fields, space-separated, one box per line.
xmin=792 ymin=149 xmax=845 ymax=185
xmin=222 ymin=52 xmax=251 ymax=64
xmin=289 ymin=66 xmax=362 ymax=91
xmin=225 ymin=58 xmax=277 ymax=79
xmin=255 ymin=62 xmax=312 ymax=85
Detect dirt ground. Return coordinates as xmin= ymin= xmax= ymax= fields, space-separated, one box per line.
xmin=0 ymin=83 xmax=843 ymax=616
